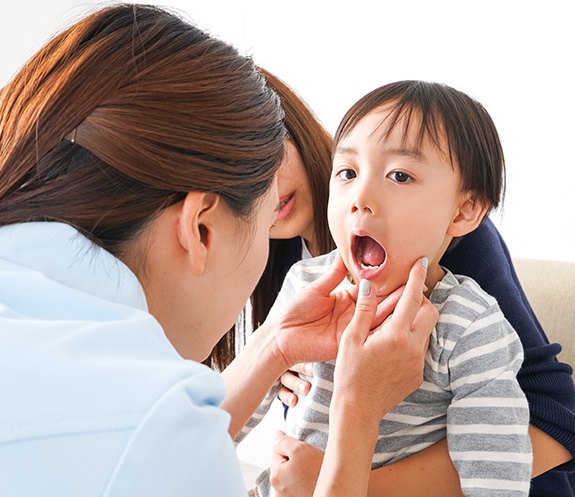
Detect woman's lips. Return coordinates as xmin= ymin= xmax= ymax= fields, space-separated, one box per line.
xmin=275 ymin=193 xmax=295 ymax=222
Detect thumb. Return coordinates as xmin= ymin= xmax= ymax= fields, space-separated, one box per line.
xmin=271 ymin=431 xmax=300 ymax=462
xmin=342 ymin=279 xmax=377 ymax=345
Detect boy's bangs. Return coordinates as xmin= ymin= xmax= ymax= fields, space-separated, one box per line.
xmin=377 ymin=100 xmax=455 ymax=167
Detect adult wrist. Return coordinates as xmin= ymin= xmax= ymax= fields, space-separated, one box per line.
xmin=330 ymin=394 xmax=383 ymax=437
xmin=246 ymin=318 xmax=291 ymax=378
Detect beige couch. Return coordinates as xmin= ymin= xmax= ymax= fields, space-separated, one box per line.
xmin=513 ymin=258 xmax=575 ymax=371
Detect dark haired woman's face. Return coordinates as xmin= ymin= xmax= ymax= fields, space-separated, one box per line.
xmin=191 ymin=181 xmax=280 ymax=360
xmin=270 ymin=140 xmax=315 ymax=245
xmin=135 ymin=180 xmax=279 ymax=362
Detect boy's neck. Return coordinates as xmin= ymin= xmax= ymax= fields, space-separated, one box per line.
xmin=424 ymin=262 xmax=446 ymax=298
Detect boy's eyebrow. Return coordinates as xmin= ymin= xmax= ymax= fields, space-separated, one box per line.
xmin=333 ymin=146 xmax=357 ymax=156
xmin=385 ymin=147 xmax=424 ymax=160
xmin=334 ymin=145 xmax=424 ymax=160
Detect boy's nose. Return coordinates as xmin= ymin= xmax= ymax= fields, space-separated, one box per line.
xmin=351 ymin=202 xmax=374 ymax=214
xmin=351 ymin=183 xmax=377 ymax=215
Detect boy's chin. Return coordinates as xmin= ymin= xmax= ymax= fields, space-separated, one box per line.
xmin=366 ymin=274 xmax=403 ymax=299
xmin=373 ymin=283 xmax=394 ymax=299
xmin=347 ymin=272 xmax=390 ymax=299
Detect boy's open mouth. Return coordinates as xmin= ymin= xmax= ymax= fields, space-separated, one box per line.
xmin=353 ymin=235 xmax=386 ymax=270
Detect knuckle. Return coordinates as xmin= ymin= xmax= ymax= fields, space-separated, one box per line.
xmin=269 ymin=471 xmax=283 ymax=490
xmin=354 ymin=300 xmax=374 ymax=314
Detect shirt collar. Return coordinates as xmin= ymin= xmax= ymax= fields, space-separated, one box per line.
xmin=0 ymin=222 xmax=148 ymax=311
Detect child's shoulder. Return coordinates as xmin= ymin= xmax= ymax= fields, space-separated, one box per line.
xmin=432 ymin=269 xmax=501 ymax=318
xmin=277 ymin=250 xmax=344 ymax=302
xmin=288 ymin=249 xmax=339 ymax=283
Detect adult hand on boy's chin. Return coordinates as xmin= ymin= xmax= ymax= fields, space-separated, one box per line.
xmin=269 ymin=251 xmax=353 ymax=367
xmin=331 ymin=257 xmax=437 ymax=428
xmin=270 ymin=252 xmax=401 ymax=368
xmin=269 ymin=432 xmax=323 ymax=497
xmin=346 ymin=278 xmax=405 ymax=332
xmin=270 ymin=251 xmax=419 ymax=382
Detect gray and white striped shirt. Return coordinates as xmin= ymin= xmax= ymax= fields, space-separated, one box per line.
xmin=243 ymin=250 xmax=532 ymax=497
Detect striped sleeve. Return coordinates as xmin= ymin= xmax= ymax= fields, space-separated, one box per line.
xmin=235 ymin=253 xmax=336 ymax=443
xmin=442 ymin=279 xmax=532 ymax=496
xmin=234 ymin=380 xmax=281 ymax=444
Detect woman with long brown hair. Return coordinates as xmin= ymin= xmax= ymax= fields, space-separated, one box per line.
xmin=0 ymin=4 xmax=436 ymax=496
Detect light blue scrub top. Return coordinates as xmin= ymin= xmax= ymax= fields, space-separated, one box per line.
xmin=0 ymin=222 xmax=246 ymax=497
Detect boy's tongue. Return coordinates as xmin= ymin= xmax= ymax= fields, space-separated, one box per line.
xmin=358 ymin=237 xmax=385 ymax=267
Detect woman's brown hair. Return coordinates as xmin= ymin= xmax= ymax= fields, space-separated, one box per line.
xmin=0 ymin=4 xmax=285 ymax=257
xmin=206 ymin=68 xmax=335 ymax=370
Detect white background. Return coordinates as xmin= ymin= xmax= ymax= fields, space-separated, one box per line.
xmin=2 ymin=0 xmax=573 ymax=468
xmin=2 ymin=0 xmax=574 ymax=264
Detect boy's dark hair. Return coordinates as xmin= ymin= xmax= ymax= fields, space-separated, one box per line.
xmin=334 ymin=80 xmax=505 ymax=217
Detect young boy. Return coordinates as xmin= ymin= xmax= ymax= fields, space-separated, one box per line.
xmin=249 ymin=80 xmax=532 ymax=496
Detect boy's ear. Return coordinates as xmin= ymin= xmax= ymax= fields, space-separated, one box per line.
xmin=177 ymin=191 xmax=221 ymax=276
xmin=447 ymin=194 xmax=488 ymax=238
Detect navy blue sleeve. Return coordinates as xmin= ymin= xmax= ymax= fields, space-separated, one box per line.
xmin=441 ymin=218 xmax=575 ymax=492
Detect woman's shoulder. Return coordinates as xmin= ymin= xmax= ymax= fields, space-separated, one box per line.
xmin=0 ymin=315 xmax=226 ymax=435
xmin=98 ymin=366 xmax=245 ymax=497
xmin=1 ymin=350 xmax=239 ymax=496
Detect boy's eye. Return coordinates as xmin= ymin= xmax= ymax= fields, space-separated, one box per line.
xmin=336 ymin=168 xmax=356 ymax=181
xmin=388 ymin=171 xmax=412 ymax=183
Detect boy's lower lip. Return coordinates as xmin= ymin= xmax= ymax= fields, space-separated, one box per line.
xmin=352 ymin=259 xmax=386 ymax=281
xmin=275 ymin=194 xmax=295 ymax=222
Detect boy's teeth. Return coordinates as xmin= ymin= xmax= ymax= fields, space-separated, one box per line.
xmin=360 ymin=261 xmax=379 ymax=270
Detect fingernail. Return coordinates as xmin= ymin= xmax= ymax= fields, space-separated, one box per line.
xmin=288 ymin=394 xmax=297 ymax=406
xmin=421 ymin=257 xmax=428 ymax=270
xmin=359 ymin=279 xmax=371 ymax=296
xmin=304 ymin=363 xmax=314 ymax=375
xmin=298 ymin=381 xmax=307 ymax=393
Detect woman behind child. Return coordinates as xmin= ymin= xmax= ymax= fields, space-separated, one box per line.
xmin=205 ymin=67 xmax=334 ymax=371
xmin=246 ymin=79 xmax=572 ymax=494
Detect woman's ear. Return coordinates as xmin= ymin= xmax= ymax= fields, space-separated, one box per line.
xmin=447 ymin=194 xmax=488 ymax=238
xmin=177 ymin=192 xmax=221 ymax=275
